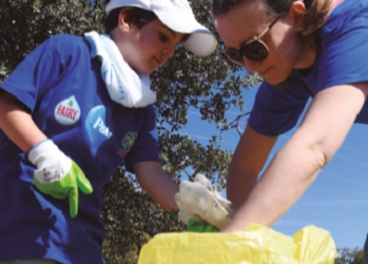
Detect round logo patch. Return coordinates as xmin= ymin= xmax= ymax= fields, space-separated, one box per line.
xmin=54 ymin=96 xmax=81 ymax=125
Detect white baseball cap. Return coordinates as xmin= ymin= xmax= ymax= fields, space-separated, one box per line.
xmin=105 ymin=0 xmax=217 ymax=57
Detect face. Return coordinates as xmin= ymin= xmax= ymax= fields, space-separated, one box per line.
xmin=215 ymin=0 xmax=308 ymax=85
xmin=117 ymin=17 xmax=184 ymax=75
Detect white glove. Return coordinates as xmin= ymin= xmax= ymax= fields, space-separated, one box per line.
xmin=175 ymin=174 xmax=235 ymax=230
xmin=28 ymin=139 xmax=93 ymax=218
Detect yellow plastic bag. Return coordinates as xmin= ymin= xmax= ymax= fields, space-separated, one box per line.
xmin=137 ymin=224 xmax=337 ymax=264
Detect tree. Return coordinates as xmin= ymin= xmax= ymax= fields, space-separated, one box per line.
xmin=335 ymin=247 xmax=364 ymax=264
xmin=0 ymin=0 xmax=256 ymax=263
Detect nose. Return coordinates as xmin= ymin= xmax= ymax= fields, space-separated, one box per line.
xmin=163 ymin=46 xmax=175 ymax=58
xmin=242 ymin=57 xmax=261 ymax=73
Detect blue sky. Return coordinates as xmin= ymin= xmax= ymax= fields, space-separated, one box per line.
xmin=179 ymin=77 xmax=368 ymax=250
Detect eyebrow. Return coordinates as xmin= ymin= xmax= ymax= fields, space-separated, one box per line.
xmin=161 ymin=24 xmax=189 ymax=43
xmin=238 ymin=15 xmax=281 ymax=47
xmin=160 ymin=24 xmax=177 ymax=36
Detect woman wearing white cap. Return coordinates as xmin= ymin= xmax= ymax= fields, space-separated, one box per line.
xmin=0 ymin=0 xmax=216 ymax=263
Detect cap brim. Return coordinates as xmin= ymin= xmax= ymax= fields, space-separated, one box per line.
xmin=154 ymin=10 xmax=217 ymax=57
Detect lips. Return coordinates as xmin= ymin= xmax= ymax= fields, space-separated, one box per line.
xmin=154 ymin=56 xmax=164 ymax=66
xmin=257 ymin=66 xmax=272 ymax=76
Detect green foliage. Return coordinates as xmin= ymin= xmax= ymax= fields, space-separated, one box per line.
xmin=0 ymin=0 xmax=257 ymax=263
xmin=335 ymin=247 xmax=364 ymax=264
xmin=0 ymin=0 xmax=105 ymax=81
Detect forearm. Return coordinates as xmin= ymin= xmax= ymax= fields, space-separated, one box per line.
xmin=226 ymin=169 xmax=257 ymax=208
xmin=226 ymin=126 xmax=277 ymax=208
xmin=146 ymin=173 xmax=179 ymax=211
xmin=0 ymin=92 xmax=46 ymax=151
xmin=134 ymin=162 xmax=179 ymax=211
xmin=223 ymin=138 xmax=324 ymax=232
xmin=224 ymin=84 xmax=367 ymax=232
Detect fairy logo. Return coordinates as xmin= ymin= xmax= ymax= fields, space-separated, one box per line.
xmin=54 ymin=96 xmax=81 ymax=125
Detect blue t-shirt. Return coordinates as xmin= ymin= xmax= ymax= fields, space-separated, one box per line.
xmin=0 ymin=34 xmax=161 ymax=264
xmin=249 ymin=0 xmax=368 ymax=136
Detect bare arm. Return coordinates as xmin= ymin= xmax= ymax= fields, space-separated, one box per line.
xmin=133 ymin=161 xmax=179 ymax=211
xmin=223 ymin=82 xmax=368 ymax=232
xmin=0 ymin=91 xmax=46 ymax=151
xmin=227 ymin=126 xmax=278 ymax=208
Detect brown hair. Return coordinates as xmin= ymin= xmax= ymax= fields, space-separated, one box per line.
xmin=104 ymin=7 xmax=158 ymax=33
xmin=212 ymin=0 xmax=333 ymax=46
xmin=212 ymin=0 xmax=333 ymax=89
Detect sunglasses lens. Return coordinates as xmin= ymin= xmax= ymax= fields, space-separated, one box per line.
xmin=240 ymin=41 xmax=269 ymax=61
xmin=221 ymin=49 xmax=244 ymax=66
xmin=221 ymin=40 xmax=269 ymax=65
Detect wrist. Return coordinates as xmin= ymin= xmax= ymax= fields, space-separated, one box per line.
xmin=168 ymin=210 xmax=179 ymax=219
xmin=28 ymin=139 xmax=51 ymax=152
xmin=27 ymin=139 xmax=70 ymax=172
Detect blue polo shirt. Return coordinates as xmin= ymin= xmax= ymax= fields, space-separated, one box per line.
xmin=0 ymin=34 xmax=160 ymax=264
xmin=249 ymin=0 xmax=368 ymax=136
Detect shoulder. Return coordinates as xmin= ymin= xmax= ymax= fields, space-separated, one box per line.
xmin=37 ymin=34 xmax=92 ymax=68
xmin=314 ymin=0 xmax=368 ymax=88
xmin=45 ymin=34 xmax=86 ymax=48
xmin=141 ymin=104 xmax=157 ymax=123
xmin=40 ymin=34 xmax=90 ymax=58
xmin=321 ymin=0 xmax=368 ymax=37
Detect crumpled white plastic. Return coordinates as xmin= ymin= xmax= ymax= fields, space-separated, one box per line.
xmin=175 ymin=174 xmax=235 ymax=230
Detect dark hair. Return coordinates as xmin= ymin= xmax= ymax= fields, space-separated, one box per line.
xmin=212 ymin=0 xmax=332 ymax=44
xmin=104 ymin=7 xmax=158 ymax=33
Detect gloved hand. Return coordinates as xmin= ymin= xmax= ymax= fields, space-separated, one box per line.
xmin=187 ymin=218 xmax=219 ymax=233
xmin=175 ymin=174 xmax=235 ymax=230
xmin=168 ymin=209 xmax=218 ymax=232
xmin=27 ymin=139 xmax=93 ymax=218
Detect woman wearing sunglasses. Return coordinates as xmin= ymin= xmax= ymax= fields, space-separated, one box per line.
xmin=212 ymin=0 xmax=368 ymax=252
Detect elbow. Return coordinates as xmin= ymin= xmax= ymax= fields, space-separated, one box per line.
xmin=278 ymin=140 xmax=332 ymax=183
xmin=315 ymin=148 xmax=329 ymax=171
xmin=301 ymin=144 xmax=331 ymax=183
xmin=314 ymin=138 xmax=337 ymax=171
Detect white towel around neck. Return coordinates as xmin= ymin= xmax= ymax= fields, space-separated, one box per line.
xmin=85 ymin=31 xmax=156 ymax=108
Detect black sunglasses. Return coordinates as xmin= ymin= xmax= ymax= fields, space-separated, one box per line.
xmin=221 ymin=16 xmax=281 ymax=65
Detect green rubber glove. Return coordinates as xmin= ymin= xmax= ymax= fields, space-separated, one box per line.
xmin=28 ymin=139 xmax=93 ymax=218
xmin=187 ymin=219 xmax=219 ymax=233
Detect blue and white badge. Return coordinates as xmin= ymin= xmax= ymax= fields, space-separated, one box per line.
xmin=85 ymin=105 xmax=113 ymax=155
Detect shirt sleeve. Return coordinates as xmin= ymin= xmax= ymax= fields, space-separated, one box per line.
xmin=0 ymin=35 xmax=70 ymax=112
xmin=124 ymin=105 xmax=161 ymax=172
xmin=249 ymin=0 xmax=368 ymax=135
xmin=316 ymin=6 xmax=368 ymax=91
xmin=248 ymin=77 xmax=310 ymax=137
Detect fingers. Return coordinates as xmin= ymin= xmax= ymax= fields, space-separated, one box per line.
xmin=187 ymin=219 xmax=219 ymax=233
xmin=72 ymin=161 xmax=93 ymax=195
xmin=69 ymin=161 xmax=93 ymax=218
xmin=69 ymin=184 xmax=78 ymax=218
xmin=33 ymin=161 xmax=92 ymax=218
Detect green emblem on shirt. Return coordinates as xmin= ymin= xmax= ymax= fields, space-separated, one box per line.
xmin=122 ymin=132 xmax=137 ymax=152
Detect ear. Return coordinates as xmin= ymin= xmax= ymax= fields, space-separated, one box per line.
xmin=118 ymin=8 xmax=133 ymax=33
xmin=288 ymin=0 xmax=307 ymax=26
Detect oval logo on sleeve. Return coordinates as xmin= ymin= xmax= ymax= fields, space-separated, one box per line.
xmin=54 ymin=96 xmax=81 ymax=125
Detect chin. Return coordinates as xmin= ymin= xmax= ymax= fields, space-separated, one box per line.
xmin=132 ymin=65 xmax=154 ymax=75
xmin=140 ymin=63 xmax=158 ymax=75
xmin=264 ymin=76 xmax=286 ymax=86
xmin=263 ymin=69 xmax=290 ymax=86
